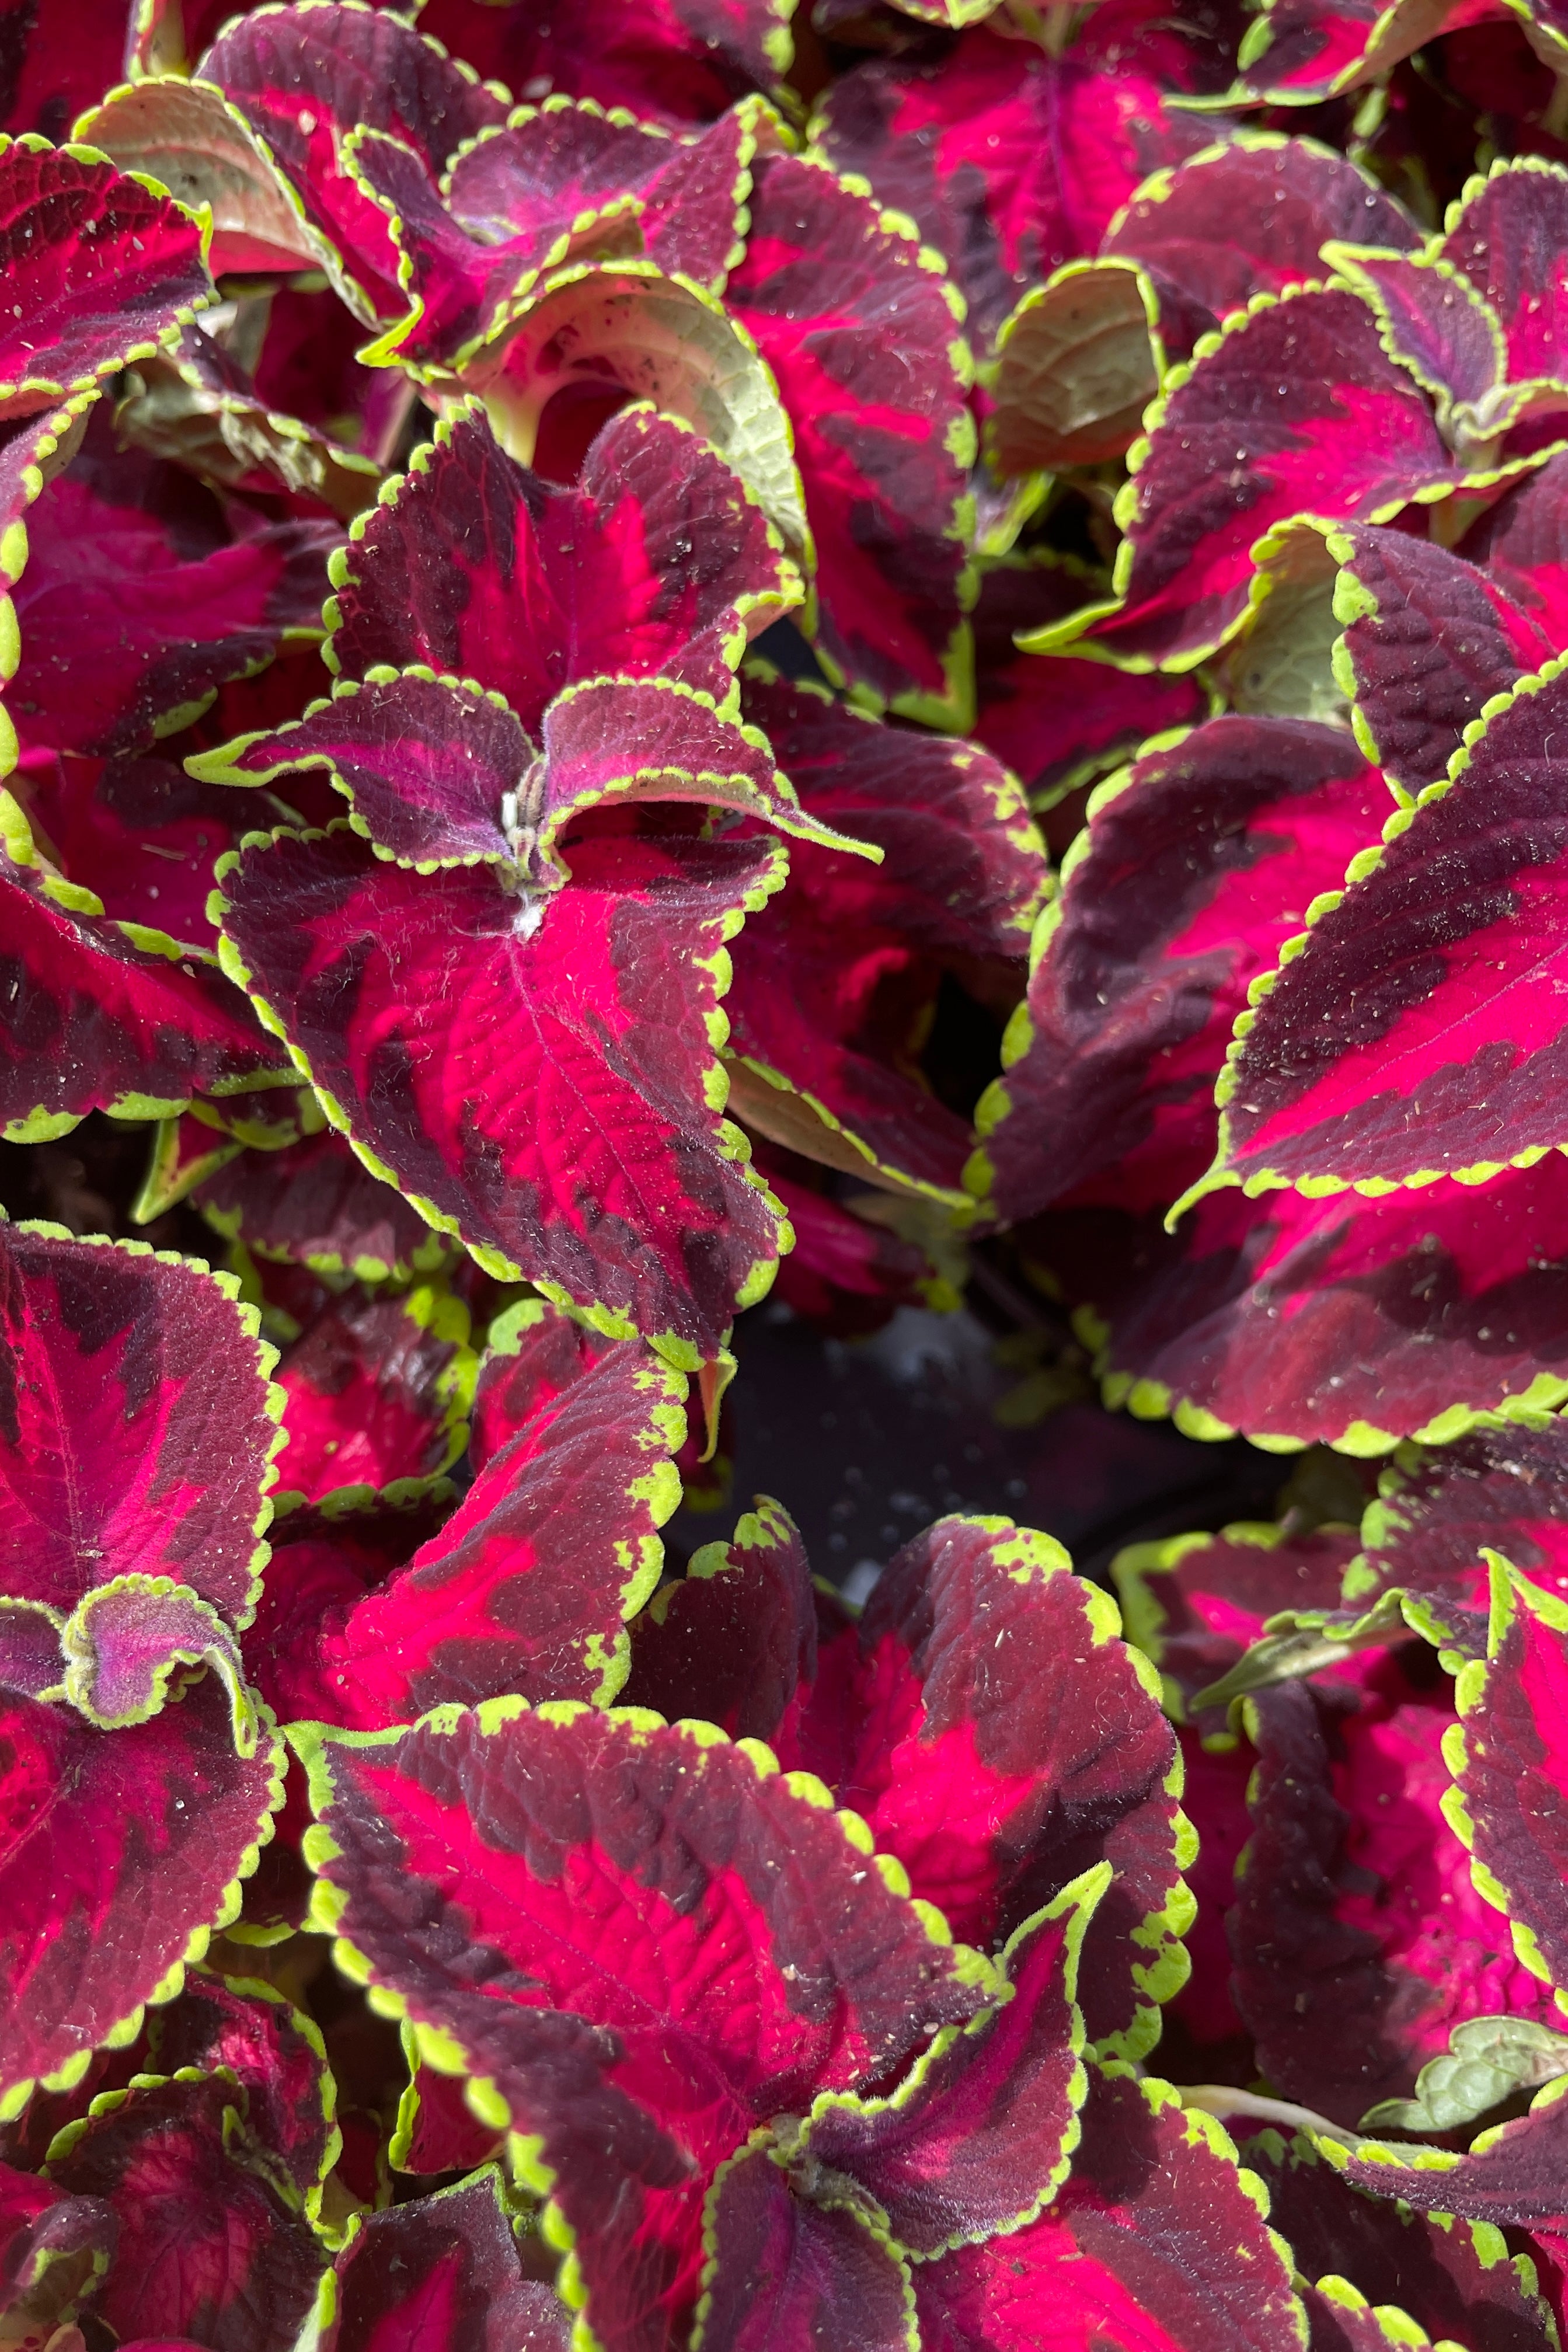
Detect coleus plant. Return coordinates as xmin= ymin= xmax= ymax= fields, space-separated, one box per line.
xmin=20 ymin=2 xmax=1568 ymax=2348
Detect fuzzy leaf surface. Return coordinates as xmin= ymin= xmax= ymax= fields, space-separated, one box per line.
xmin=296 ymin=1701 xmax=990 ymax=2347
xmin=1246 ymin=2126 xmax=1557 ymax=2352
xmin=1328 ymin=521 xmax=1553 ymax=796
xmin=1445 ymin=1569 xmax=1568 ymax=2001
xmin=1352 ymin=1423 xmax=1568 ymax=1609
xmin=694 ymin=2143 xmax=915 ymax=2352
xmin=1230 ymin=1670 xmax=1559 ymax=2125
xmin=207 ymin=670 xmax=834 ymax=879
xmin=802 ymin=1876 xmax=1099 ymax=2257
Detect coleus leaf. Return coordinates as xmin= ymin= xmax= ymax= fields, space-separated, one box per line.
xmin=0 ymin=8 xmax=128 ymax=139
xmin=193 ymin=1127 xmax=453 ymax=1284
xmin=1029 ymin=287 xmax=1467 ymax=673
xmin=1325 ymin=2080 xmax=1568 ymax=2232
xmin=175 ymin=1082 xmax=321 ymax=1155
xmin=765 ymin=1164 xmax=947 ymax=1330
xmin=1199 ymin=654 xmax=1568 ymax=1197
xmin=985 ymin=132 xmax=1423 ymax=479
xmin=0 ymin=1668 xmax=284 ymax=2116
xmin=74 ymin=72 xmax=328 ymax=283
xmin=740 ymin=672 xmax=1047 ymax=959
xmin=1038 ymin=1156 xmax=1568 ymax=1451
xmin=241 ymin=275 xmax=412 ymax=472
xmin=0 ymin=390 xmax=93 ymax=616
xmin=271 ymin=1278 xmax=474 ymax=1508
xmin=911 ymin=2060 xmax=1304 ymax=2352
xmin=60 ymin=1575 xmax=255 ymax=1750
xmin=1358 ymin=2009 xmax=1568 ymax=2137
xmin=454 ymin=260 xmax=806 ymax=561
xmin=113 ymin=319 xmax=383 ymax=523
xmin=1228 ymin=1664 xmax=1561 ymax=2125
xmin=190 ymin=668 xmax=855 ymax=879
xmin=340 ymin=119 xmax=647 ymax=378
xmin=794 ymin=1866 xmax=1104 ymax=2259
xmin=692 ymin=2140 xmax=917 ymax=2352
xmin=389 ymin=2018 xmax=503 ymax=2177
xmin=0 ymin=134 xmax=212 ymax=425
xmin=416 ymin=0 xmax=796 ymax=125
xmin=0 ymin=1221 xmax=281 ymax=1624
xmin=320 ymin=399 xmax=797 ymax=728
xmin=0 ymin=790 xmax=290 ymax=1141
xmin=1246 ymin=2127 xmax=1559 ymax=2352
xmin=467 ymin=1295 xmax=616 ymax=1472
xmin=148 ymin=1970 xmax=337 ymax=2218
xmin=1458 ymin=441 xmax=1568 ymax=641
xmin=326 ymin=2168 xmax=571 ymax=2350
xmin=982 ymin=258 xmax=1196 ymax=480
xmin=1102 ymin=134 xmax=1421 ymax=323
xmin=773 ymin=1515 xmax=1187 ymax=2054
xmin=1322 ymin=518 xmax=1554 ymax=796
xmin=723 ymin=672 xmax=1043 ymax=1198
xmin=212 ymin=820 xmax=792 ymax=1360
xmin=292 ymin=1699 xmax=992 ymax=2348
xmin=42 ymin=2071 xmax=324 ymax=2352
xmin=349 ymin=98 xmax=778 ymax=370
xmin=724 ymin=154 xmax=975 ymax=727
xmin=278 ymin=1331 xmax=685 ymax=1724
xmin=0 ymin=2155 xmax=114 ymax=2346
xmin=1322 ymin=244 xmax=1518 ymax=461
xmin=812 ymin=25 xmax=1214 ymax=347
xmin=1436 ymin=155 xmax=1568 ymax=391
xmin=15 ymin=752 xmax=264 ymax=952
xmin=1348 ymin=1422 xmax=1568 ymax=1613
xmin=971 ymin=558 xmax=1210 ymax=807
xmin=196 ymin=1 xmax=508 ymax=322
xmin=6 ymin=417 xmax=336 ymax=760
xmin=1442 ymin=1561 xmax=1568 ymax=2001
xmin=1111 ymin=1518 xmax=1360 ymax=1723
xmin=1231 ymin=0 xmax=1531 ymax=108
xmin=971 ymin=716 xmax=1388 ymax=1223
xmin=623 ymin=1494 xmax=816 ymax=1741
xmin=445 ymin=97 xmax=776 ymax=299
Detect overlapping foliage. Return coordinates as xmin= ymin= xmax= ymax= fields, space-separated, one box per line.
xmin=15 ymin=1 xmax=1568 ymax=2348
